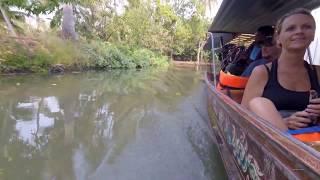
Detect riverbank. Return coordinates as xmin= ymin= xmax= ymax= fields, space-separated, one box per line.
xmin=0 ymin=60 xmax=209 ymax=76
xmin=172 ymin=61 xmax=210 ymax=73
xmin=172 ymin=61 xmax=210 ymax=67
xmin=0 ymin=34 xmax=169 ymax=74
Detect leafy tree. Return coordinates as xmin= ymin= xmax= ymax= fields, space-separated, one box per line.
xmin=170 ymin=0 xmax=210 ymax=60
xmin=0 ymin=0 xmax=60 ymax=36
xmin=1 ymin=0 xmax=215 ymax=66
xmin=0 ymin=0 xmax=28 ymax=36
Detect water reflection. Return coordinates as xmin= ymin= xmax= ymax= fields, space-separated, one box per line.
xmin=0 ymin=67 xmax=227 ymax=180
xmin=13 ymin=97 xmax=60 ymax=145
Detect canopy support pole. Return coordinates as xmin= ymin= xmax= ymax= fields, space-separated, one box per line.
xmin=208 ymin=32 xmax=217 ymax=86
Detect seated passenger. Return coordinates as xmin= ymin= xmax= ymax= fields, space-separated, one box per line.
xmin=241 ymin=32 xmax=281 ymax=77
xmin=246 ymin=25 xmax=275 ymax=62
xmin=220 ymin=44 xmax=237 ymax=71
xmin=224 ymin=26 xmax=275 ymax=76
xmin=241 ymin=8 xmax=320 ymax=131
xmin=224 ymin=46 xmax=248 ymax=76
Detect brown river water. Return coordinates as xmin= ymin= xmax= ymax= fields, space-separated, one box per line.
xmin=0 ymin=67 xmax=227 ymax=180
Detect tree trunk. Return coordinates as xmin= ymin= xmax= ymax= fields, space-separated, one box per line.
xmin=200 ymin=48 xmax=204 ymax=63
xmin=62 ymin=4 xmax=78 ymax=40
xmin=0 ymin=6 xmax=17 ymax=37
xmin=197 ymin=41 xmax=201 ymax=65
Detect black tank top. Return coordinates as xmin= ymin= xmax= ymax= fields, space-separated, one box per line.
xmin=262 ymin=60 xmax=320 ymax=111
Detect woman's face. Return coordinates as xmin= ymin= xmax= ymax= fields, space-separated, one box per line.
xmin=278 ymin=14 xmax=315 ymax=51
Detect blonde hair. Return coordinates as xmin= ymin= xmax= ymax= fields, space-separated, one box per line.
xmin=275 ymin=8 xmax=316 ymax=35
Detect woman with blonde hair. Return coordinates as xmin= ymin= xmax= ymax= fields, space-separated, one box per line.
xmin=241 ymin=8 xmax=320 ymax=131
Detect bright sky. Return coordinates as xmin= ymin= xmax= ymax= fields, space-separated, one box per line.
xmin=307 ymin=7 xmax=320 ymax=65
xmin=205 ymin=0 xmax=223 ymax=20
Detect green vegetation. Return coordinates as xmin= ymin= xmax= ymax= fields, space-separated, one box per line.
xmin=0 ymin=0 xmax=213 ymax=73
xmin=0 ymin=35 xmax=169 ymax=73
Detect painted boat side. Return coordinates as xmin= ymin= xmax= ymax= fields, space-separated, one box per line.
xmin=205 ymin=73 xmax=320 ymax=180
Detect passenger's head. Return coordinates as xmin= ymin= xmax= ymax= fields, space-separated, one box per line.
xmin=255 ymin=25 xmax=275 ymax=43
xmin=275 ymin=8 xmax=316 ymax=52
xmin=261 ymin=35 xmax=281 ymax=61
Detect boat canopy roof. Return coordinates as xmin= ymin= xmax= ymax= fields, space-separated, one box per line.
xmin=209 ymin=0 xmax=320 ymax=34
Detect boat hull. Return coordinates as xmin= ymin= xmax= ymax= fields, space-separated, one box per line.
xmin=205 ymin=73 xmax=320 ymax=180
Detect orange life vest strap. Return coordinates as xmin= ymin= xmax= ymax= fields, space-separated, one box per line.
xmin=219 ymin=70 xmax=249 ymax=89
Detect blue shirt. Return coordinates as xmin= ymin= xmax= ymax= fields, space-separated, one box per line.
xmin=249 ymin=45 xmax=261 ymax=61
xmin=241 ymin=59 xmax=268 ymax=77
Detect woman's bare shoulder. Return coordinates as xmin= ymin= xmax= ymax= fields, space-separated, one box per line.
xmin=250 ymin=63 xmax=270 ymax=80
xmin=241 ymin=63 xmax=271 ymax=107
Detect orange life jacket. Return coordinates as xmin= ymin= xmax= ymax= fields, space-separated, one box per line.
xmin=217 ymin=70 xmax=249 ymax=103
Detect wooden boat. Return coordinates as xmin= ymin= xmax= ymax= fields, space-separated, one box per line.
xmin=205 ymin=0 xmax=320 ymax=179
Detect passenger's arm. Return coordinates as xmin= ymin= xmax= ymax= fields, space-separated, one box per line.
xmin=306 ymin=66 xmax=320 ymax=117
xmin=241 ymin=65 xmax=269 ymax=108
xmin=283 ymin=65 xmax=320 ymax=129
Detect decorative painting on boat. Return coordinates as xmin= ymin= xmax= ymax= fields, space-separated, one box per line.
xmin=217 ymin=109 xmax=264 ymax=180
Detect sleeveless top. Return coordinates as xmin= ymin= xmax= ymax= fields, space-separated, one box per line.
xmin=262 ymin=60 xmax=320 ymax=111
